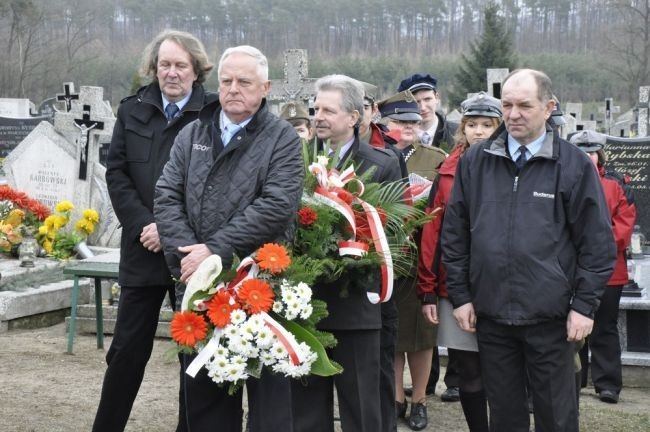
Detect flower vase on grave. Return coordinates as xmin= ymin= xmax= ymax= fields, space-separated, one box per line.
xmin=18 ymin=235 xmax=38 ymax=268
xmin=74 ymin=240 xmax=94 ymax=259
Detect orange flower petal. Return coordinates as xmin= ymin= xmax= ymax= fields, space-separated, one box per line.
xmin=237 ymin=279 xmax=275 ymax=314
xmin=206 ymin=291 xmax=240 ymax=328
xmin=255 ymin=243 xmax=291 ymax=274
xmin=170 ymin=311 xmax=208 ymax=347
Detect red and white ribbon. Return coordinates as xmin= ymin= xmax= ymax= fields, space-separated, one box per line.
xmin=261 ymin=312 xmax=305 ymax=365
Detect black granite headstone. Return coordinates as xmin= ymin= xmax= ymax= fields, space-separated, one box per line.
xmin=0 ymin=115 xmax=49 ymax=158
xmin=605 ymin=136 xmax=650 ymax=237
xmin=99 ymin=141 xmax=110 ymax=167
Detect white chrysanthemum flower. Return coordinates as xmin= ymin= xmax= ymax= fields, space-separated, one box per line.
xmin=255 ymin=327 xmax=275 ymax=348
xmin=282 ymin=291 xmax=296 ymax=304
xmin=260 ymin=350 xmax=277 ymax=366
xmin=317 ymin=155 xmax=329 ymax=166
xmin=230 ymin=309 xmax=247 ymax=325
xmin=247 ymin=314 xmax=264 ymax=331
xmin=296 ymin=282 xmax=312 ymax=298
xmin=239 ymin=321 xmax=257 ymax=340
xmin=272 ymin=301 xmax=283 ymax=313
xmin=286 ymin=303 xmax=302 ymax=320
xmin=270 ymin=341 xmax=288 ymax=360
xmin=300 ymin=304 xmax=313 ymax=320
xmin=224 ymin=364 xmax=248 ymax=382
xmin=214 ymin=345 xmax=229 ymax=357
xmin=223 ymin=324 xmax=239 ymax=338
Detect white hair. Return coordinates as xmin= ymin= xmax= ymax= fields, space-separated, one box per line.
xmin=218 ymin=45 xmax=269 ymax=81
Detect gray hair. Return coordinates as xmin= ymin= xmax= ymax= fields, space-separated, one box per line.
xmin=140 ymin=29 xmax=213 ymax=84
xmin=502 ymin=68 xmax=553 ymax=103
xmin=314 ymin=74 xmax=365 ymax=124
xmin=218 ymin=45 xmax=269 ymax=81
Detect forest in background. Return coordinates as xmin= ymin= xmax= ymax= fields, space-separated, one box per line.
xmin=1 ymin=0 xmax=649 ymax=111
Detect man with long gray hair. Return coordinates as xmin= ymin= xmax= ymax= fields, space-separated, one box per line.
xmin=95 ymin=29 xmax=217 ymax=432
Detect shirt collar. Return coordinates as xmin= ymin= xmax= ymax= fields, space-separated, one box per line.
xmin=162 ymin=90 xmax=192 ymax=113
xmin=507 ymin=130 xmax=546 ymax=160
xmin=337 ymin=137 xmax=356 ymax=160
xmin=220 ymin=110 xmax=253 ymax=133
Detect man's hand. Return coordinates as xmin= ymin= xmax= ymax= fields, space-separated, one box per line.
xmin=453 ymin=302 xmax=477 ymax=333
xmin=422 ymin=304 xmax=439 ymax=325
xmin=140 ymin=223 xmax=162 ymax=252
xmin=566 ymin=310 xmax=593 ymax=341
xmin=178 ymin=244 xmax=212 ymax=283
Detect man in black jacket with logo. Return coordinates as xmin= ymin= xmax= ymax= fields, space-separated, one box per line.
xmin=94 ymin=30 xmax=216 ymax=432
xmin=442 ymin=69 xmax=616 ymax=432
xmin=155 ymin=45 xmax=303 ymax=432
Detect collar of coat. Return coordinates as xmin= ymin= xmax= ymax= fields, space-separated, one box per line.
xmin=128 ymin=82 xmax=215 ymax=123
xmin=197 ymin=96 xmax=270 ymax=134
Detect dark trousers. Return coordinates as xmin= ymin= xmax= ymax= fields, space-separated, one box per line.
xmin=579 ymin=285 xmax=623 ymax=394
xmin=177 ymin=355 xmax=293 ymax=432
xmin=477 ymin=318 xmax=578 ymax=432
xmin=380 ymin=301 xmax=398 ymax=432
xmin=292 ymin=329 xmax=381 ymax=432
xmin=93 ymin=284 xmax=175 ymax=432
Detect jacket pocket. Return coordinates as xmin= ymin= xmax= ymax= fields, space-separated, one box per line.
xmin=124 ymin=124 xmax=153 ymax=162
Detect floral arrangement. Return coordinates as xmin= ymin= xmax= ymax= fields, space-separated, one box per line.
xmin=170 ymin=242 xmax=340 ymax=394
xmin=36 ymin=200 xmax=100 ymax=259
xmin=0 ymin=185 xmax=50 ymax=253
xmin=294 ymin=143 xmax=433 ymax=302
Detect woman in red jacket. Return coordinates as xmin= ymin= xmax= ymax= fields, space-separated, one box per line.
xmin=417 ymin=92 xmax=501 ymax=432
xmin=570 ymin=130 xmax=636 ymax=405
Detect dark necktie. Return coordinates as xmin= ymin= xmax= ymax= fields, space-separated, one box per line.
xmin=515 ymin=145 xmax=528 ymax=170
xmin=165 ymin=103 xmax=179 ymax=121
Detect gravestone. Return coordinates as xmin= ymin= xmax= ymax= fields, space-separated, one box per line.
xmin=638 ymin=86 xmax=649 ymax=137
xmin=56 ymin=82 xmax=80 ymax=112
xmin=599 ymin=98 xmax=621 ymax=135
xmin=604 ymin=135 xmax=650 ymax=237
xmin=268 ymin=49 xmax=317 ymax=115
xmin=565 ymin=102 xmax=583 ymax=122
xmin=614 ymin=109 xmax=636 ymax=138
xmin=0 ymin=99 xmax=51 ymax=160
xmin=486 ymin=68 xmax=509 ymax=99
xmin=3 ymin=85 xmax=120 ymax=247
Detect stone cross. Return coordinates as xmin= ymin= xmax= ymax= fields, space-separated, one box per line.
xmin=486 ymin=68 xmax=509 ymax=99
xmin=268 ymin=49 xmax=317 ymax=112
xmin=73 ymin=104 xmax=104 ymax=180
xmin=56 ymin=82 xmax=79 ymax=112
xmin=638 ymin=86 xmax=650 ymax=137
xmin=598 ymin=98 xmax=621 ymax=135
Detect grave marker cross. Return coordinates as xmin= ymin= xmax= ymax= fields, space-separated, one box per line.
xmin=56 ymin=82 xmax=80 ymax=112
xmin=73 ymin=104 xmax=104 ymax=180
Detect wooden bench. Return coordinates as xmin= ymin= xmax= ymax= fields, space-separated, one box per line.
xmin=63 ymin=259 xmax=119 ymax=354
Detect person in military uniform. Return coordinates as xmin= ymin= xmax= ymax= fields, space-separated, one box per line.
xmin=398 ymin=73 xmax=458 ymax=152
xmin=95 ymin=30 xmax=217 ymax=432
xmin=279 ymin=100 xmax=313 ymax=140
xmin=291 ymin=74 xmax=402 ymax=432
xmin=377 ymin=90 xmax=443 ymax=430
xmin=397 ymin=73 xmax=461 ymax=404
xmin=378 ymin=90 xmax=447 ymax=181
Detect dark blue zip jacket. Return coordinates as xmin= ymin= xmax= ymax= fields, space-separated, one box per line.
xmin=441 ymin=123 xmax=616 ymax=324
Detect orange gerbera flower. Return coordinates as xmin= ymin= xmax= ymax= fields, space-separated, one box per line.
xmin=206 ymin=291 xmax=240 ymax=328
xmin=170 ymin=311 xmax=208 ymax=347
xmin=237 ymin=279 xmax=275 ymax=314
xmin=256 ymin=243 xmax=291 ymax=274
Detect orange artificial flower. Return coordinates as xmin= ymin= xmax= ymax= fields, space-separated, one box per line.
xmin=206 ymin=291 xmax=240 ymax=328
xmin=237 ymin=279 xmax=275 ymax=314
xmin=255 ymin=243 xmax=291 ymax=274
xmin=170 ymin=311 xmax=208 ymax=347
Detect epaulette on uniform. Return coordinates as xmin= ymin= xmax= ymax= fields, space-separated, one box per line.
xmin=120 ymin=85 xmax=148 ymax=104
xmin=420 ymin=144 xmax=448 ymax=159
xmin=120 ymin=94 xmax=138 ymax=104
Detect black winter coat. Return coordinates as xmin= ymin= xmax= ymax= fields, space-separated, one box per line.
xmin=154 ymin=98 xmax=304 ymax=300
xmin=106 ymin=83 xmax=217 ymax=286
xmin=442 ymin=124 xmax=616 ymax=324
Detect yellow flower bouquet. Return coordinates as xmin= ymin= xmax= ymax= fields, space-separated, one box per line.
xmin=36 ymin=200 xmax=100 ymax=259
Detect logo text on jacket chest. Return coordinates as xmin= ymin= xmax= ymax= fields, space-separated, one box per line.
xmin=533 ymin=191 xmax=555 ymax=199
xmin=193 ymin=143 xmax=210 ymax=152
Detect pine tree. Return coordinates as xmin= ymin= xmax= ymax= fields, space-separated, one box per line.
xmin=449 ymin=2 xmax=518 ymax=109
